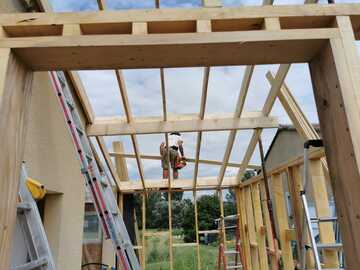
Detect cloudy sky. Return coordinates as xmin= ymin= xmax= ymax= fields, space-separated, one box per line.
xmin=49 ymin=0 xmax=359 ymax=182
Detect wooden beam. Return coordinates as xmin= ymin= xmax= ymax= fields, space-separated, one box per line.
xmin=66 ymin=71 xmax=95 ymax=124
xmin=115 ymin=70 xmax=146 ymax=190
xmin=113 ymin=141 xmax=129 ymax=181
xmin=309 ymin=18 xmax=360 ymax=266
xmin=237 ymin=64 xmax=290 ymax=182
xmin=193 ymin=67 xmax=210 ymax=189
xmin=241 ymin=148 xmax=325 ymax=188
xmin=119 ymin=176 xmax=239 ymax=192
xmin=193 ymin=16 xmax=211 ymax=190
xmin=202 ymin=0 xmax=222 ymax=7
xmin=267 ymin=72 xmax=318 ymax=140
xmin=0 ymin=49 xmax=33 ymax=269
xmin=87 ymin=113 xmax=279 ymax=136
xmin=217 ymin=66 xmax=254 ymax=187
xmin=2 ymin=5 xmax=359 ymax=26
xmin=1 ymin=30 xmax=337 ymax=70
xmin=109 ymin=152 xmax=261 ymax=170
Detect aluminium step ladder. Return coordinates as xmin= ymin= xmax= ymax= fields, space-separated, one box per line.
xmin=49 ymin=71 xmax=140 ymax=270
xmin=11 ymin=162 xmax=56 ymax=270
xmin=216 ymin=215 xmax=244 ymax=270
xmin=300 ymin=139 xmax=344 ymax=270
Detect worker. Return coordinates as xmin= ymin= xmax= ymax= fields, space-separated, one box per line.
xmin=160 ymin=132 xmax=186 ymax=179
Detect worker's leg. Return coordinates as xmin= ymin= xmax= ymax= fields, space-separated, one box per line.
xmin=163 ymin=169 xmax=169 ymax=179
xmin=169 ymin=148 xmax=179 ymax=179
xmin=161 ymin=148 xmax=169 ymax=179
xmin=173 ymin=169 xmax=179 ymax=179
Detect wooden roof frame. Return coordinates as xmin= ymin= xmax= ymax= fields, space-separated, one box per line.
xmin=1 ymin=2 xmax=360 ymax=268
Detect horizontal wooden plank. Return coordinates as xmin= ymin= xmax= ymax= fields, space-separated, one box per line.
xmin=0 ymin=29 xmax=337 ymax=70
xmin=87 ymin=113 xmax=279 ymax=136
xmin=120 ymin=176 xmax=239 ymax=192
xmin=240 ymin=148 xmax=325 ymax=188
xmin=0 ymin=4 xmax=358 ymax=26
xmin=109 ymin=152 xmax=261 ymax=170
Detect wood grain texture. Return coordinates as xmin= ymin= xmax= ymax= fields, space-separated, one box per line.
xmin=0 ymin=49 xmax=33 ymax=269
xmin=309 ymin=37 xmax=360 ymax=268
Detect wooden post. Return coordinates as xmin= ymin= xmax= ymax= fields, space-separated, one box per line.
xmin=251 ymin=184 xmax=268 ymax=270
xmin=168 ymin=191 xmax=173 ymax=270
xmin=271 ymin=173 xmax=294 ymax=269
xmin=142 ymin=193 xmax=146 ymax=268
xmin=309 ymin=159 xmax=339 ymax=268
xmin=259 ymin=182 xmax=278 ymax=270
xmin=0 ymin=49 xmax=33 ymax=269
xmin=309 ymin=16 xmax=360 ymax=268
xmin=237 ymin=188 xmax=252 ymax=270
xmin=219 ymin=190 xmax=227 ymax=250
xmin=193 ymin=191 xmax=201 ymax=270
xmin=244 ymin=187 xmax=260 ymax=270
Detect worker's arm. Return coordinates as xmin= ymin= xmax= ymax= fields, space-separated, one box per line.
xmin=178 ymin=143 xmax=185 ymax=158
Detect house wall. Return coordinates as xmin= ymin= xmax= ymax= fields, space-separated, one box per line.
xmin=265 ymin=130 xmax=305 ymax=171
xmin=23 ymin=73 xmax=86 ymax=270
xmin=2 ymin=2 xmax=86 ymax=268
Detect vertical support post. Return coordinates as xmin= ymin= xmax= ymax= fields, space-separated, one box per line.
xmin=193 ymin=191 xmax=201 ymax=270
xmin=271 ymin=173 xmax=294 ymax=269
xmin=168 ymin=191 xmax=173 ymax=270
xmin=259 ymin=182 xmax=278 ymax=270
xmin=219 ymin=190 xmax=227 ymax=250
xmin=237 ymin=188 xmax=252 ymax=270
xmin=251 ymin=184 xmax=269 ymax=270
xmin=309 ymin=16 xmax=360 ymax=267
xmin=0 ymin=49 xmax=33 ymax=269
xmin=142 ymin=193 xmax=146 ymax=268
xmin=309 ymin=159 xmax=339 ymax=267
xmin=244 ymin=187 xmax=260 ymax=270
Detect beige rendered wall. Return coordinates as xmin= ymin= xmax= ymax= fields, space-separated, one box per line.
xmin=265 ymin=130 xmax=305 ymax=171
xmin=1 ymin=3 xmax=84 ymax=270
xmin=23 ymin=71 xmax=86 ymax=269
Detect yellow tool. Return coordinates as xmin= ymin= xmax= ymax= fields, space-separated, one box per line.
xmin=26 ymin=178 xmax=46 ymax=200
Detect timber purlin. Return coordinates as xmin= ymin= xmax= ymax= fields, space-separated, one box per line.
xmin=0 ymin=5 xmax=359 ymax=70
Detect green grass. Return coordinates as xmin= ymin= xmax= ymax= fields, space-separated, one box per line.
xmin=144 ymin=230 xmax=220 ymax=270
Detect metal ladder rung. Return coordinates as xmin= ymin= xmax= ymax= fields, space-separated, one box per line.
xmin=224 ymin=250 xmax=239 ymax=255
xmin=310 ymin=216 xmax=338 ymax=223
xmin=65 ymin=98 xmax=74 ymax=111
xmin=76 ymin=126 xmax=84 ymax=136
xmin=85 ymin=153 xmax=93 ymax=162
xmin=317 ymin=243 xmax=343 ymax=250
xmin=12 ymin=257 xmax=48 ymax=270
xmin=226 ymin=265 xmax=242 ymax=269
xmin=17 ymin=202 xmax=32 ymax=213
